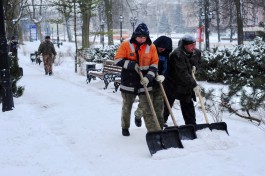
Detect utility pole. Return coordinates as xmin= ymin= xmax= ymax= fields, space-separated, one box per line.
xmin=74 ymin=0 xmax=77 ymax=73
xmin=0 ymin=0 xmax=14 ymax=112
xmin=57 ymin=23 xmax=60 ymax=48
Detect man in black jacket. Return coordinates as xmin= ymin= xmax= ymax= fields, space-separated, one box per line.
xmin=163 ymin=35 xmax=201 ymax=126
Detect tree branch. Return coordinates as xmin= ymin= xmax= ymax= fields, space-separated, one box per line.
xmin=221 ymin=102 xmax=261 ymax=123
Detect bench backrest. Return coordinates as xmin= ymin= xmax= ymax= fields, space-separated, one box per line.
xmin=102 ymin=60 xmax=122 ymax=74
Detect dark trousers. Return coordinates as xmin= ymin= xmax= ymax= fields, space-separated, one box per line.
xmin=163 ymin=95 xmax=196 ymax=125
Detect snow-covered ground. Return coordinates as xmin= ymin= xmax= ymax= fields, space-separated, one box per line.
xmin=0 ymin=40 xmax=264 ymax=176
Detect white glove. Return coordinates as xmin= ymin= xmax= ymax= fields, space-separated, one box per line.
xmin=140 ymin=77 xmax=149 ymax=86
xmin=155 ymin=75 xmax=165 ymax=82
xmin=37 ymin=55 xmax=40 ymax=59
xmin=192 ymin=66 xmax=196 ymax=74
xmin=193 ymin=85 xmax=201 ymax=96
xmin=134 ymin=63 xmax=140 ymax=73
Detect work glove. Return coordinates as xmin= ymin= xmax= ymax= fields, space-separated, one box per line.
xmin=193 ymin=85 xmax=201 ymax=97
xmin=192 ymin=66 xmax=196 ymax=74
xmin=140 ymin=77 xmax=149 ymax=86
xmin=37 ymin=55 xmax=40 ymax=59
xmin=134 ymin=63 xmax=140 ymax=74
xmin=155 ymin=75 xmax=165 ymax=83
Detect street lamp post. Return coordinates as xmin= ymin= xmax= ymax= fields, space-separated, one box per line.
xmin=119 ymin=15 xmax=124 ymax=43
xmin=130 ymin=16 xmax=137 ymax=32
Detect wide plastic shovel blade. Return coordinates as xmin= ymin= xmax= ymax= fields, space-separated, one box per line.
xmin=146 ymin=129 xmax=183 ymax=155
xmin=195 ymin=123 xmax=211 ymax=131
xmin=210 ymin=122 xmax=229 ymax=135
xmin=165 ymin=124 xmax=197 ymax=140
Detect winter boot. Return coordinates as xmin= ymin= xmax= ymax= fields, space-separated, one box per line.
xmin=135 ymin=117 xmax=142 ymax=127
xmin=122 ymin=128 xmax=130 ymax=136
xmin=49 ymin=71 xmax=53 ymax=76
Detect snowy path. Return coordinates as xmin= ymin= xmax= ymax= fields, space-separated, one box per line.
xmin=0 ymin=44 xmax=265 ymax=176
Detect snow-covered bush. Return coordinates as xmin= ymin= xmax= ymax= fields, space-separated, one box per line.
xmin=199 ymin=37 xmax=265 ymax=84
xmin=78 ymin=44 xmax=120 ymax=63
xmin=200 ymin=37 xmax=265 ymax=126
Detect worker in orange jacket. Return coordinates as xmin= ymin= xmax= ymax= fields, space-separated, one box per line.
xmin=114 ymin=23 xmax=159 ymax=136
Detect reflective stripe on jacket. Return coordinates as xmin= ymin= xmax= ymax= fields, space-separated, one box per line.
xmin=114 ymin=41 xmax=158 ymax=94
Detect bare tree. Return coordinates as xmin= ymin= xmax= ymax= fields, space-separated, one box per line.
xmin=50 ymin=0 xmax=74 ymax=42
xmin=25 ymin=0 xmax=48 ymax=42
xmin=77 ymin=0 xmax=99 ymax=48
xmin=3 ymin=0 xmax=28 ymax=40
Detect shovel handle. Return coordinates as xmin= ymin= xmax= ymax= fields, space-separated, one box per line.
xmin=157 ymin=77 xmax=178 ymax=126
xmin=192 ymin=70 xmax=209 ymax=124
xmin=139 ymin=71 xmax=161 ymax=130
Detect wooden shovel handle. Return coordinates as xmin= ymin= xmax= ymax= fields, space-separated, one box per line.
xmin=157 ymin=77 xmax=178 ymax=126
xmin=192 ymin=70 xmax=209 ymax=124
xmin=139 ymin=71 xmax=161 ymax=130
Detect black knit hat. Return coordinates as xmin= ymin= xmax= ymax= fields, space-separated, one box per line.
xmin=181 ymin=35 xmax=196 ymax=45
xmin=133 ymin=23 xmax=149 ymax=37
xmin=45 ymin=36 xmax=51 ymax=39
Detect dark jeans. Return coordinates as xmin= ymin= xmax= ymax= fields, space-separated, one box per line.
xmin=163 ymin=95 xmax=196 ymax=125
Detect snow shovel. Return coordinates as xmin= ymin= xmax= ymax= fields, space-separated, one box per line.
xmin=192 ymin=70 xmax=229 ymax=135
xmin=139 ymin=71 xmax=183 ymax=155
xmin=157 ymin=77 xmax=197 ymax=140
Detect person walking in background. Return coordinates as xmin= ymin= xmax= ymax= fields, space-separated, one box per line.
xmin=9 ymin=36 xmax=19 ymax=57
xmin=163 ymin=35 xmax=202 ymax=127
xmin=134 ymin=35 xmax=173 ymax=129
xmin=114 ymin=23 xmax=159 ymax=136
xmin=37 ymin=36 xmax=57 ymax=76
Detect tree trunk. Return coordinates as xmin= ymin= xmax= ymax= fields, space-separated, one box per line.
xmin=234 ymin=0 xmax=244 ymax=45
xmin=104 ymin=0 xmax=113 ymax=45
xmin=65 ymin=19 xmax=73 ymax=42
xmin=18 ymin=24 xmax=24 ymax=44
xmin=216 ymin=0 xmax=221 ymax=42
xmin=81 ymin=11 xmax=91 ymax=48
xmin=37 ymin=22 xmax=42 ymax=41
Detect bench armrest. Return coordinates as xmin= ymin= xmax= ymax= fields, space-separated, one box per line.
xmin=87 ymin=68 xmax=102 ymax=73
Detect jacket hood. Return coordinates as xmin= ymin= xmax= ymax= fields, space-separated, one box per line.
xmin=153 ymin=36 xmax=173 ymax=54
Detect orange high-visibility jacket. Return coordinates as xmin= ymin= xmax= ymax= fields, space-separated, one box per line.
xmin=114 ymin=40 xmax=158 ymax=94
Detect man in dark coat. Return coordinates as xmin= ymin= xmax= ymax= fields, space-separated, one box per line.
xmin=37 ymin=36 xmax=57 ymax=75
xmin=163 ymin=35 xmax=201 ymax=126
